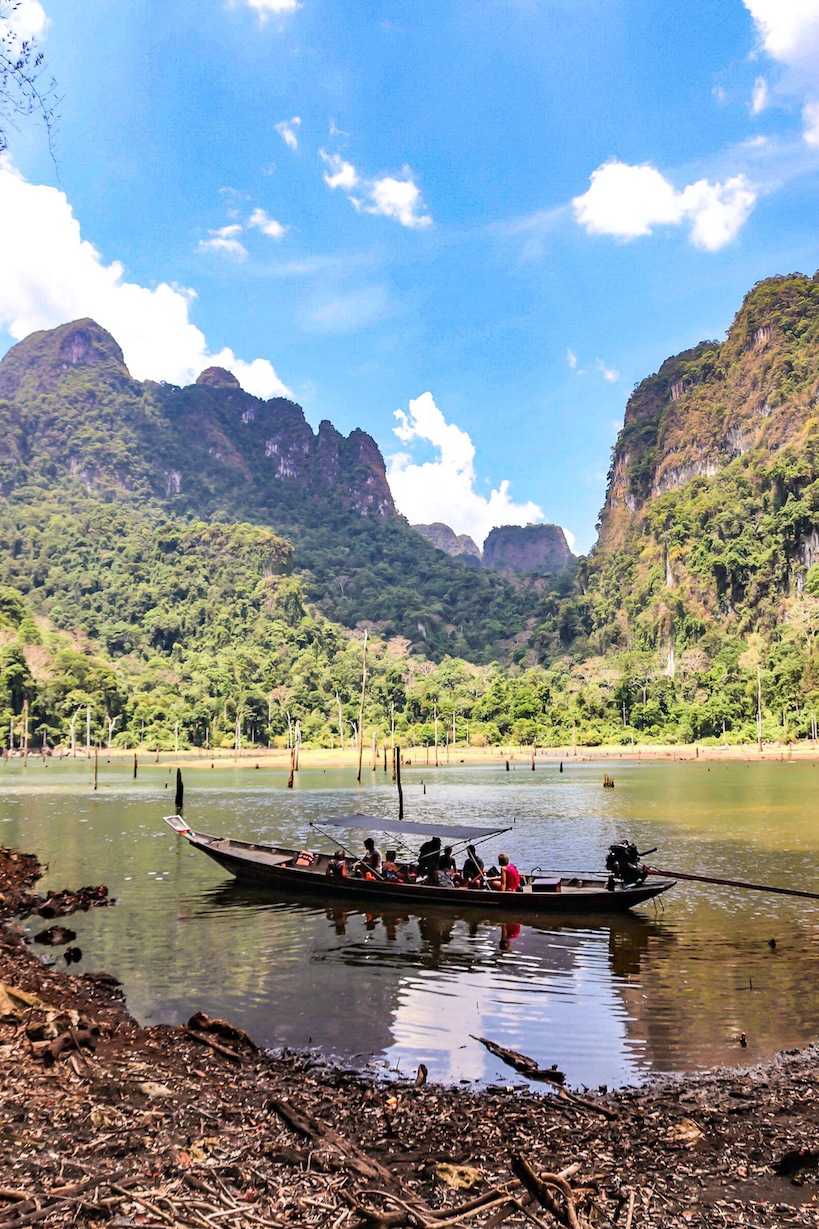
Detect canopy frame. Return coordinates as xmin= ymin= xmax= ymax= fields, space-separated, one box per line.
xmin=313 ymin=813 xmax=509 ymax=842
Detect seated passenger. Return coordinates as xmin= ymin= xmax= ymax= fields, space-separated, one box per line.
xmin=439 ymin=845 xmax=456 ymax=873
xmin=488 ymin=852 xmax=521 ymax=892
xmin=417 ymin=835 xmax=441 ymax=884
xmin=326 ymin=850 xmax=348 ymax=878
xmin=356 ymin=837 xmax=382 ymax=878
xmin=383 ymin=850 xmax=403 ymax=882
xmin=462 ymin=845 xmax=486 ymax=889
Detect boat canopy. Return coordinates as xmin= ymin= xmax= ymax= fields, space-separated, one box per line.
xmin=316 ymin=813 xmax=508 ymax=841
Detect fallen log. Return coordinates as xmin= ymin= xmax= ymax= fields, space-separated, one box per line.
xmin=183 ymin=1027 xmax=243 ymax=1064
xmin=471 ymin=1036 xmax=565 ymax=1085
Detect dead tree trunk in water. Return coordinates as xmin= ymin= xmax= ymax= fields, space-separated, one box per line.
xmin=287 ymin=743 xmax=295 ymax=789
xmin=396 ymin=743 xmax=404 ymax=821
xmin=356 ymin=631 xmax=368 ymax=784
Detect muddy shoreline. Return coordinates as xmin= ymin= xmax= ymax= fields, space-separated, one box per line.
xmin=2 ymin=846 xmax=819 ymax=1228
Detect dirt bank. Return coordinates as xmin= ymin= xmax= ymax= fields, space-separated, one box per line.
xmin=2 ymin=845 xmax=819 ymax=1229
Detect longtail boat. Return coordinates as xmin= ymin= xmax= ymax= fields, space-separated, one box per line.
xmin=163 ymin=813 xmax=675 ymax=914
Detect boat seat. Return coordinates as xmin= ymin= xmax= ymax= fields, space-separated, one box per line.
xmin=531 ymin=877 xmax=562 ymax=894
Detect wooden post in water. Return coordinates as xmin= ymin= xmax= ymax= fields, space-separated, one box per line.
xmin=133 ymin=753 xmax=138 ymax=779
xmin=371 ymin=730 xmax=377 ymax=772
xmin=434 ymin=702 xmax=439 ymax=768
xmin=396 ymin=743 xmax=404 ymax=822
xmin=356 ymin=631 xmax=368 ymax=784
xmin=531 ymin=743 xmax=536 ymax=771
xmin=175 ymin=768 xmax=184 ymax=812
xmin=294 ymin=721 xmax=301 ymax=771
xmin=391 ymin=746 xmax=396 ymax=783
xmin=93 ymin=746 xmax=98 ymax=791
xmin=287 ymin=743 xmax=295 ymax=789
xmin=383 ymin=739 xmax=387 ymax=772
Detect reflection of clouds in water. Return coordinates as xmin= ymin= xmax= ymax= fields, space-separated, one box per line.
xmin=389 ymin=972 xmax=488 ymax=1084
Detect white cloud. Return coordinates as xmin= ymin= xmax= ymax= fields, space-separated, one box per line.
xmin=244 ymin=0 xmax=300 ymax=16
xmin=367 ymin=172 xmax=432 ymax=229
xmin=743 ymin=1 xmax=819 ymax=141
xmin=319 ymin=150 xmax=431 ymax=229
xmin=248 ymin=207 xmax=288 ymax=239
xmin=3 ymin=0 xmax=48 ymax=42
xmin=751 ymin=76 xmax=769 ymax=113
xmin=197 ymin=224 xmax=248 ymax=260
xmin=597 ymin=359 xmax=619 ymax=382
xmin=319 ymin=149 xmax=359 ymax=191
xmin=573 ymin=160 xmax=756 ymax=250
xmin=0 ymin=155 xmax=290 ymax=397
xmin=386 ymin=392 xmax=546 ymax=548
xmin=275 ymin=116 xmax=300 ymax=151
xmin=743 ymin=1 xmax=819 ymax=63
xmin=566 ymin=347 xmax=577 ymax=369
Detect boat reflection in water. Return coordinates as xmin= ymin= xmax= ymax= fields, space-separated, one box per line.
xmin=196 ymin=883 xmax=669 ymax=1087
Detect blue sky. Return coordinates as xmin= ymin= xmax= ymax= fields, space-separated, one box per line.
xmin=2 ymin=0 xmax=819 ymax=551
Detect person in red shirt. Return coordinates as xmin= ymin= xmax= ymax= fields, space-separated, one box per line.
xmin=489 ymin=852 xmax=521 ymax=892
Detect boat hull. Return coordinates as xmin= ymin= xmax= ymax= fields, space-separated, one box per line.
xmin=166 ymin=818 xmax=674 ymax=914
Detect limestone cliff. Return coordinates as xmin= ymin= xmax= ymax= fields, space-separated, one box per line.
xmin=598 ymin=273 xmax=819 ymax=552
xmin=412 ymin=523 xmax=482 ymax=564
xmin=0 ymin=319 xmax=395 ymax=520
xmin=482 ymin=524 xmax=574 ymax=574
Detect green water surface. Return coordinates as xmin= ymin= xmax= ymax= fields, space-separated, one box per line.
xmin=2 ymin=755 xmax=818 ymax=1089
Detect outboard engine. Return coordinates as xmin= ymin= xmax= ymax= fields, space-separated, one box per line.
xmin=606 ymin=840 xmax=648 ymax=889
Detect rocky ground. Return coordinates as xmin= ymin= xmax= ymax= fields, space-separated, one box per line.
xmin=2 ymin=844 xmax=819 ymax=1229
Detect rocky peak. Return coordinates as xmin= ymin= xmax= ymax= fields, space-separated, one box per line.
xmin=598 ymin=271 xmax=819 ymax=552
xmin=482 ymin=524 xmax=574 ymax=574
xmin=413 ymin=523 xmax=482 ymax=564
xmin=0 ymin=318 xmax=130 ymax=401
xmin=196 ymin=366 xmax=241 ymax=388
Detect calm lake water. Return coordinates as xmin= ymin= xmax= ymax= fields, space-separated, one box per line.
xmin=3 ymin=756 xmax=819 ymax=1090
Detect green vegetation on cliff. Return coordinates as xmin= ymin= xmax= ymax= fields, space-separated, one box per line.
xmin=9 ymin=275 xmax=819 ymax=754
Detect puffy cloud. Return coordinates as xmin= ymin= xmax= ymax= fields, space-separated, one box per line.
xmin=744 ymin=0 xmax=819 ymax=63
xmin=248 ymin=207 xmax=288 ymax=239
xmin=275 ymin=116 xmax=300 ymax=151
xmin=0 ymin=155 xmax=290 ymax=397
xmin=743 ymin=1 xmax=819 ymax=141
xmin=197 ymin=224 xmax=248 ymax=260
xmin=3 ymin=0 xmax=48 ymax=41
xmin=387 ymin=392 xmax=546 ymax=548
xmin=319 ymin=149 xmax=359 ymax=191
xmin=367 ymin=172 xmax=432 ymax=229
xmin=319 ymin=150 xmax=431 ymax=229
xmin=566 ymin=347 xmax=577 ymax=369
xmin=573 ymin=160 xmax=756 ymax=250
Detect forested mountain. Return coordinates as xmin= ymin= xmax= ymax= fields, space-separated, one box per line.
xmin=0 ymin=319 xmax=570 ymax=751
xmin=6 ymin=276 xmax=819 ymax=754
xmin=0 ymin=319 xmax=560 ymax=665
xmin=553 ymin=272 xmax=819 ymax=742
